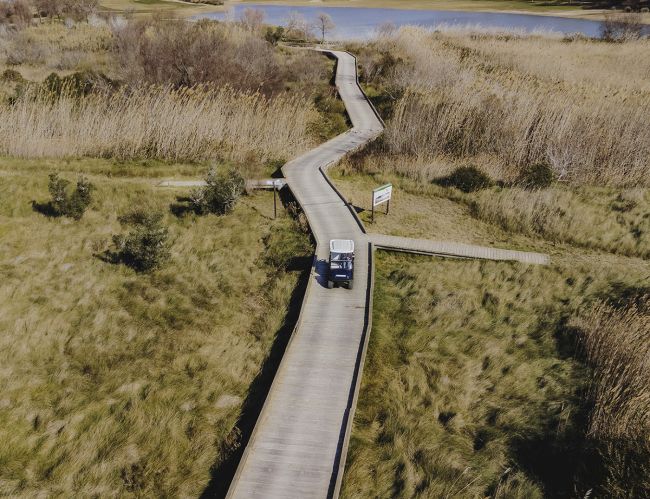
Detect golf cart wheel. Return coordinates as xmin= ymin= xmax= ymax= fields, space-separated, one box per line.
xmin=327 ymin=280 xmax=333 ymax=289
xmin=347 ymin=281 xmax=354 ymax=290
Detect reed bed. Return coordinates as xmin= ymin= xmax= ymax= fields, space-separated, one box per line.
xmin=369 ymin=27 xmax=650 ymax=186
xmin=0 ymin=85 xmax=316 ymax=163
xmin=570 ymin=299 xmax=650 ymax=497
xmin=467 ymin=187 xmax=650 ymax=258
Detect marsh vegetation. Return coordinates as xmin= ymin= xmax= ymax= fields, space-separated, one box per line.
xmin=338 ymin=26 xmax=650 ymax=498
xmin=0 ymin=158 xmax=313 ymax=497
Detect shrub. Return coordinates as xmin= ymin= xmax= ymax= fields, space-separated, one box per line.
xmin=112 ymin=210 xmax=171 ymax=272
xmin=35 ymin=0 xmax=98 ymax=22
xmin=518 ymin=162 xmax=554 ymax=189
xmin=42 ymin=70 xmax=113 ymax=98
xmin=437 ymin=165 xmax=493 ymax=193
xmin=600 ymin=13 xmax=643 ymax=42
xmin=0 ymin=0 xmax=32 ymax=29
xmin=190 ymin=167 xmax=245 ymax=215
xmin=46 ymin=173 xmax=94 ymax=219
xmin=264 ymin=26 xmax=284 ymax=46
xmin=112 ymin=18 xmax=280 ymax=93
xmin=0 ymin=69 xmax=24 ymax=83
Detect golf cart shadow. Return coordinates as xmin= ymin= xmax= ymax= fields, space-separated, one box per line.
xmin=314 ymin=259 xmax=330 ymax=288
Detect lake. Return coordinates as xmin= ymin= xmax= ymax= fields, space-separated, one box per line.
xmin=196 ymin=4 xmax=607 ymax=39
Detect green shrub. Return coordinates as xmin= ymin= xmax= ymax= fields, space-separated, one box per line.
xmin=264 ymin=26 xmax=284 ymax=45
xmin=190 ymin=167 xmax=245 ymax=215
xmin=1 ymin=69 xmax=24 ymax=83
xmin=519 ymin=162 xmax=554 ymax=189
xmin=438 ymin=166 xmax=493 ymax=193
xmin=112 ymin=211 xmax=171 ymax=272
xmin=42 ymin=70 xmax=113 ymax=98
xmin=47 ymin=173 xmax=94 ymax=220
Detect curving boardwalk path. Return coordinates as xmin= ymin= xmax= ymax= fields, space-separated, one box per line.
xmin=226 ymin=50 xmax=549 ymax=499
xmin=226 ymin=51 xmax=383 ymax=499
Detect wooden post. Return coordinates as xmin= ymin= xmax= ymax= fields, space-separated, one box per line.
xmin=386 ymin=199 xmax=390 ymax=215
xmin=273 ymin=185 xmax=277 ymax=219
xmin=371 ymin=193 xmax=375 ymax=223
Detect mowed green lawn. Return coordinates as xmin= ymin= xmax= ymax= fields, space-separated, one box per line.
xmin=0 ymin=158 xmax=312 ymax=497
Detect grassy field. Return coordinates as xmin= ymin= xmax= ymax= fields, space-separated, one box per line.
xmin=333 ymin=28 xmax=650 ymax=497
xmin=333 ymin=168 xmax=650 ymax=497
xmin=0 ymin=158 xmax=313 ymax=496
xmin=331 ymin=168 xmax=650 ymax=258
xmin=342 ymin=252 xmax=647 ymax=498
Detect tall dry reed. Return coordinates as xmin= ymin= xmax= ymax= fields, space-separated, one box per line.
xmin=0 ymin=86 xmax=316 ymax=162
xmin=374 ymin=27 xmax=650 ymax=187
xmin=569 ymin=299 xmax=650 ymax=496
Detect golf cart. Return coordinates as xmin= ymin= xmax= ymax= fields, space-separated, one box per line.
xmin=327 ymin=239 xmax=354 ymax=289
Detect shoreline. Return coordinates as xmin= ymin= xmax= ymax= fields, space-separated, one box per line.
xmin=106 ymin=0 xmax=650 ymax=25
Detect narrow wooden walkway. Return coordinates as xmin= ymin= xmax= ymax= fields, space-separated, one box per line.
xmin=226 ymin=50 xmax=383 ymax=499
xmin=225 ymin=50 xmax=549 ymax=499
xmin=371 ymin=234 xmax=550 ymax=265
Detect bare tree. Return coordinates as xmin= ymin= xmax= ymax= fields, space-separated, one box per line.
xmin=239 ymin=7 xmax=264 ymax=32
xmin=314 ymin=12 xmax=334 ymax=44
xmin=284 ymin=10 xmax=309 ymax=40
xmin=376 ymin=21 xmax=397 ymax=38
xmin=0 ymin=0 xmax=33 ymax=28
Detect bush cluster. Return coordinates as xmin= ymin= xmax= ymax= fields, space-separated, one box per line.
xmin=112 ymin=210 xmax=171 ymax=272
xmin=518 ymin=162 xmax=554 ymax=189
xmin=42 ymin=70 xmax=113 ymax=98
xmin=437 ymin=166 xmax=493 ymax=193
xmin=0 ymin=0 xmax=31 ymax=28
xmin=34 ymin=0 xmax=98 ymax=22
xmin=190 ymin=167 xmax=245 ymax=215
xmin=112 ymin=18 xmax=280 ymax=93
xmin=47 ymin=173 xmax=94 ymax=219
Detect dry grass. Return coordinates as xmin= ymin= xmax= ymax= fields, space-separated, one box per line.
xmin=342 ymin=251 xmax=647 ymax=498
xmin=0 ymin=157 xmax=312 ymax=497
xmin=569 ymin=298 xmax=650 ymax=497
xmin=0 ymin=22 xmax=114 ymax=80
xmin=0 ymin=85 xmax=317 ymax=163
xmin=332 ymin=169 xmax=650 ymax=497
xmin=357 ymin=27 xmax=650 ymax=186
xmin=332 ymin=166 xmax=650 ymax=258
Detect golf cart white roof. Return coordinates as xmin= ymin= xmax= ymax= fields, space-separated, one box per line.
xmin=330 ymin=239 xmax=354 ymax=253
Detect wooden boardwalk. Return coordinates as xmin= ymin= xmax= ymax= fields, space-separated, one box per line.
xmin=226 ymin=51 xmax=383 ymax=499
xmin=226 ymin=50 xmax=549 ymax=499
xmin=370 ymin=234 xmax=550 ymax=265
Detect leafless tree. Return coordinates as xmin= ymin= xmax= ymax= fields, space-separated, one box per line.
xmin=284 ymin=10 xmax=309 ymax=39
xmin=314 ymin=12 xmax=334 ymax=44
xmin=112 ymin=18 xmax=281 ymax=93
xmin=376 ymin=21 xmax=397 ymax=38
xmin=239 ymin=7 xmax=264 ymax=32
xmin=600 ymin=12 xmax=644 ymax=41
xmin=34 ymin=0 xmax=97 ymax=21
xmin=0 ymin=0 xmax=33 ymax=28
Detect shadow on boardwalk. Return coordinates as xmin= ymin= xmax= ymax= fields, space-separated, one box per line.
xmin=200 ymin=264 xmax=312 ymax=499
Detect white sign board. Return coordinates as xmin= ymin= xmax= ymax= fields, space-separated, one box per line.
xmin=372 ymin=184 xmax=392 ymax=206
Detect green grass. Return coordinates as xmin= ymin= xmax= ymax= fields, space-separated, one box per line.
xmin=342 ymin=252 xmax=646 ymax=498
xmin=0 ymin=157 xmax=312 ymax=497
xmin=334 ymin=168 xmax=650 ymax=497
xmin=331 ymin=167 xmax=650 ymax=259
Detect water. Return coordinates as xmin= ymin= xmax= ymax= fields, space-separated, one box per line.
xmin=195 ymin=4 xmax=607 ymax=39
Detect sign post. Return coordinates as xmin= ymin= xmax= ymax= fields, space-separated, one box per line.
xmin=371 ymin=184 xmax=392 ymax=223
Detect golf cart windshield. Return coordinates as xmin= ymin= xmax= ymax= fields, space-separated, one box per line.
xmin=330 ymin=252 xmax=353 ymax=270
